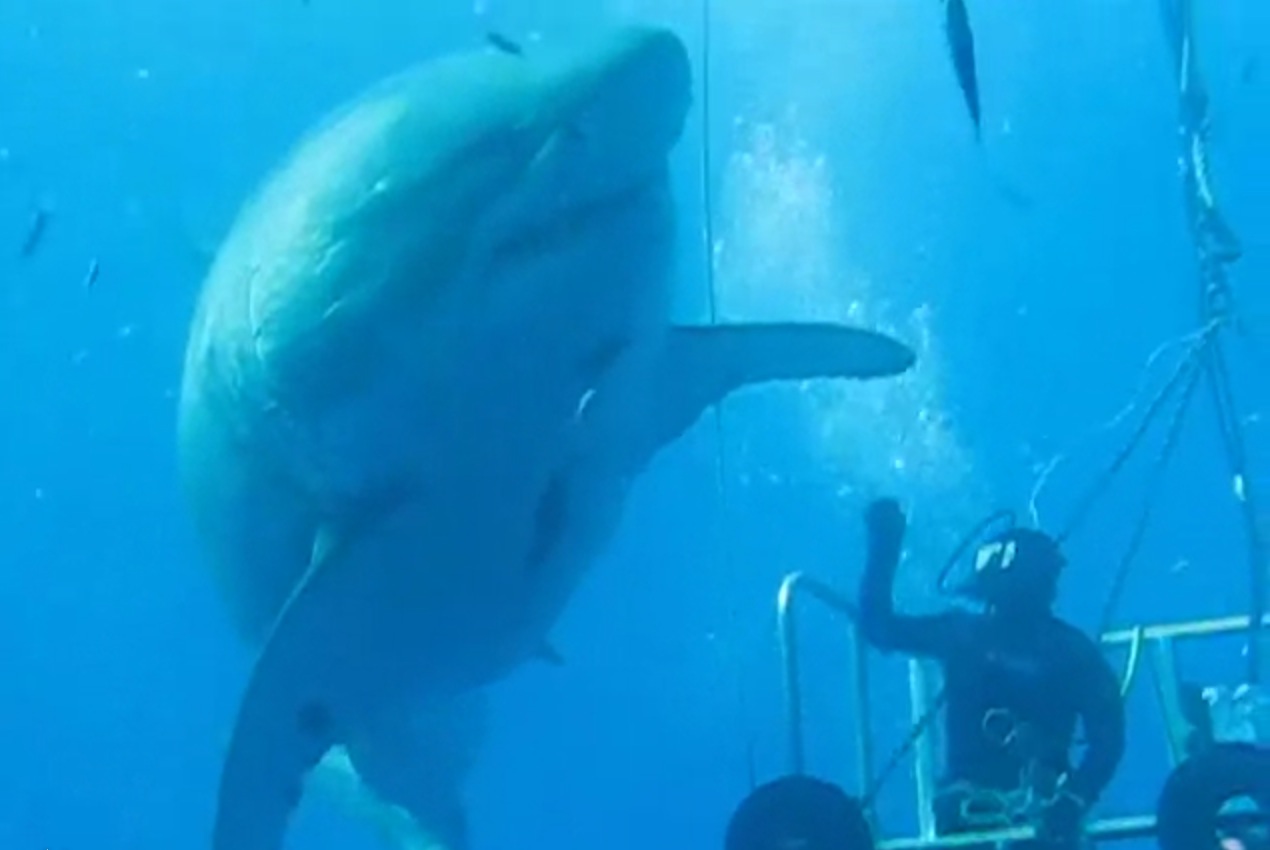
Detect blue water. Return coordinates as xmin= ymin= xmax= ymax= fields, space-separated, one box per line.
xmin=2 ymin=1 xmax=1268 ymax=849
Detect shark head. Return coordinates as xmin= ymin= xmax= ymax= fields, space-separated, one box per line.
xmin=200 ymin=24 xmax=694 ymax=441
xmin=473 ymin=26 xmax=691 ymax=270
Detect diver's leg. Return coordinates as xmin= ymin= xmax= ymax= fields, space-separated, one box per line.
xmin=310 ymin=691 xmax=489 ymax=850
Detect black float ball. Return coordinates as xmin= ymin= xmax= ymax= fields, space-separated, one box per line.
xmin=725 ymin=775 xmax=874 ymax=850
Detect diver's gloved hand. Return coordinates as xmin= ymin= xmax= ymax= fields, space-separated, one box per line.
xmin=1037 ymin=788 xmax=1087 ymax=848
xmin=863 ymin=498 xmax=906 ymax=567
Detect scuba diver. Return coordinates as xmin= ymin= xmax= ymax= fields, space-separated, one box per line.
xmin=857 ymin=498 xmax=1126 ymax=849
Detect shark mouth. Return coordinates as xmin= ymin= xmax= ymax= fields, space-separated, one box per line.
xmin=490 ymin=169 xmax=666 ymax=269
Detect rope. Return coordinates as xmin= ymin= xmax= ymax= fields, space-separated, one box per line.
xmin=1027 ymin=321 xmax=1216 ymax=528
xmin=1204 ymin=330 xmax=1269 ymax=682
xmin=1097 ymin=351 xmax=1208 ymax=633
xmin=862 ymin=686 xmax=949 ymax=806
xmin=697 ymin=0 xmax=763 ymax=775
xmin=1055 ymin=322 xmax=1220 ymax=544
xmin=697 ymin=0 xmax=726 ymax=480
xmin=1167 ymin=0 xmax=1267 ymax=682
xmin=699 ymin=0 xmax=732 ymax=582
xmin=700 ymin=0 xmax=718 ymax=329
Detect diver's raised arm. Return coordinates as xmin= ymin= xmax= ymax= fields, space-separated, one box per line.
xmin=857 ymin=499 xmax=964 ymax=659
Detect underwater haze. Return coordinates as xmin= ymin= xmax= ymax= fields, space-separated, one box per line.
xmin=2 ymin=1 xmax=1269 ymax=850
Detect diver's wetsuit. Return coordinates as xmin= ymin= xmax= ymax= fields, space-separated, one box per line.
xmin=857 ymin=528 xmax=1126 ymax=844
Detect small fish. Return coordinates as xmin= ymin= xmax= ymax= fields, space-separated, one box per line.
xmin=943 ymin=0 xmax=981 ymax=141
xmin=486 ymin=31 xmax=523 ymax=56
xmin=83 ymin=258 xmax=100 ymax=288
xmin=19 ymin=205 xmax=49 ymax=258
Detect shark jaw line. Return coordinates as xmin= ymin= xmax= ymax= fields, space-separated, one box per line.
xmin=480 ymin=27 xmax=690 ymax=277
xmin=488 ymin=166 xmax=668 ymax=271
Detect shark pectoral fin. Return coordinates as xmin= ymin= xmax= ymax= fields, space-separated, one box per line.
xmin=338 ymin=693 xmax=490 ymax=850
xmin=643 ymin=322 xmax=916 ymax=451
xmin=215 ymin=526 xmax=360 ymax=850
xmin=214 ymin=609 xmax=340 ymax=850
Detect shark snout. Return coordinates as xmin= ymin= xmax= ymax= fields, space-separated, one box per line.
xmin=573 ymin=26 xmax=692 ymax=157
xmin=543 ymin=26 xmax=692 ymax=193
xmin=481 ymin=26 xmax=691 ymax=268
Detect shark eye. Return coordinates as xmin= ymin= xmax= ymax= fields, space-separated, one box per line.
xmin=296 ymin=700 xmax=334 ymax=740
xmin=579 ymin=336 xmax=629 ymax=383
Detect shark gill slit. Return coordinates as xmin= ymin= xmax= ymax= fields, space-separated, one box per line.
xmin=489 ymin=175 xmax=659 ymax=269
xmin=526 ymin=471 xmax=569 ymax=574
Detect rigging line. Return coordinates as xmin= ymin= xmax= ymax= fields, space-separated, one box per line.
xmin=1201 ymin=259 xmax=1244 ymax=465
xmin=694 ymin=0 xmax=725 ymax=511
xmin=1207 ymin=339 xmax=1243 ymax=465
xmin=1205 ymin=337 xmax=1269 ymax=681
xmin=1098 ymin=357 xmax=1206 ymax=634
xmin=697 ymin=0 xmax=754 ymax=761
xmin=1056 ymin=324 xmax=1218 ymax=543
xmin=862 ymin=685 xmax=948 ymax=806
xmin=700 ymin=0 xmax=728 ymax=512
xmin=1028 ymin=319 xmax=1219 ymax=528
xmin=699 ymin=0 xmax=727 ymax=528
xmin=1165 ymin=0 xmax=1267 ymax=681
xmin=701 ymin=0 xmax=718 ymax=327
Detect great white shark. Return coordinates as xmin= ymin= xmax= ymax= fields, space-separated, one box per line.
xmin=176 ymin=24 xmax=916 ymax=850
